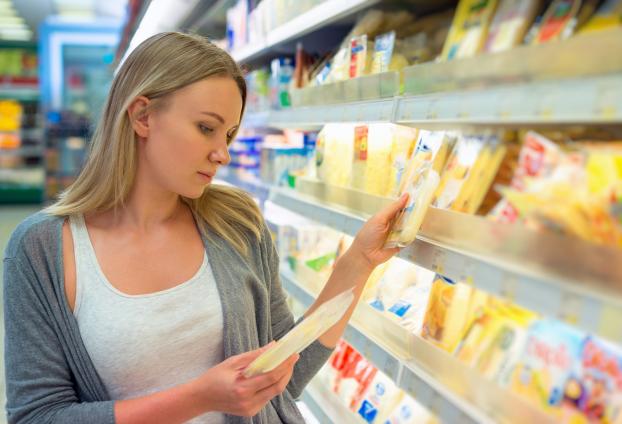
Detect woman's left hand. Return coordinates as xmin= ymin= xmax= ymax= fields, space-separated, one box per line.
xmin=348 ymin=193 xmax=409 ymax=270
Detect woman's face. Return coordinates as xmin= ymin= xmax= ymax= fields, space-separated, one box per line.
xmin=142 ymin=76 xmax=242 ymax=199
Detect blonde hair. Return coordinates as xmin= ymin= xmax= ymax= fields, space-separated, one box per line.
xmin=46 ymin=32 xmax=262 ymax=255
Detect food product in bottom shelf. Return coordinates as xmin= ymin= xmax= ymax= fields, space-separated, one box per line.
xmin=578 ymin=337 xmax=622 ymax=423
xmin=441 ymin=0 xmax=500 ymax=60
xmin=580 ymin=0 xmax=622 ymax=32
xmin=355 ymin=371 xmax=404 ymax=423
xmin=484 ymin=0 xmax=542 ymax=52
xmin=504 ymin=319 xmax=586 ymax=419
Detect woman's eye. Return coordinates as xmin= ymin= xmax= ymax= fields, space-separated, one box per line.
xmin=198 ymin=124 xmax=213 ymax=135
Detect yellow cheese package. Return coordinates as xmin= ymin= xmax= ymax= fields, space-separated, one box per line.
xmin=580 ymin=0 xmax=622 ymax=32
xmin=441 ymin=0 xmax=500 ymax=60
xmin=387 ymin=125 xmax=419 ymax=198
xmin=364 ymin=123 xmax=394 ymax=196
xmin=421 ymin=276 xmax=473 ymax=353
xmin=384 ymin=162 xmax=440 ymax=248
xmin=244 ymin=287 xmax=355 ymax=377
xmin=484 ymin=0 xmax=541 ymax=53
xmin=320 ymin=124 xmax=354 ymax=187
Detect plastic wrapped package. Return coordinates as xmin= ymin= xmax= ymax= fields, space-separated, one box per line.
xmin=351 ymin=125 xmax=369 ymax=192
xmin=421 ymin=277 xmax=473 ymax=353
xmin=384 ymin=394 xmax=438 ymax=424
xmin=441 ymin=0 xmax=500 ymax=60
xmin=355 ymin=371 xmax=404 ymax=423
xmin=244 ymin=287 xmax=355 ymax=377
xmin=320 ymin=124 xmax=355 ymax=187
xmin=503 ymin=319 xmax=586 ymax=421
xmin=349 ymin=35 xmax=368 ymax=79
xmin=387 ymin=125 xmax=419 ymax=198
xmin=529 ymin=0 xmax=583 ymax=44
xmin=384 ymin=163 xmax=440 ymax=248
xmin=364 ymin=124 xmax=398 ymax=196
xmin=371 ymin=31 xmax=396 ymax=74
xmin=484 ymin=0 xmax=542 ymax=53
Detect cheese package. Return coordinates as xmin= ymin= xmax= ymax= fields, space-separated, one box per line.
xmin=384 ymin=394 xmax=437 ymax=424
xmin=371 ymin=31 xmax=396 ymax=74
xmin=421 ymin=277 xmax=473 ymax=353
xmin=349 ymin=35 xmax=369 ymax=78
xmin=580 ymin=0 xmax=622 ymax=32
xmin=530 ymin=0 xmax=582 ymax=44
xmin=320 ymin=124 xmax=355 ymax=187
xmin=244 ymin=287 xmax=355 ymax=377
xmin=364 ymin=124 xmax=397 ymax=196
xmin=504 ymin=319 xmax=585 ymax=416
xmin=578 ymin=337 xmax=622 ymax=423
xmin=441 ymin=0 xmax=500 ymax=60
xmin=484 ymin=0 xmax=542 ymax=53
xmin=384 ymin=162 xmax=440 ymax=248
xmin=355 ymin=371 xmax=404 ymax=423
xmin=387 ymin=126 xmax=419 ymax=198
xmin=433 ymin=134 xmax=487 ymax=210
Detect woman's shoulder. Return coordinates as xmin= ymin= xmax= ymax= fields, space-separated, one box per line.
xmin=3 ymin=211 xmax=64 ymax=261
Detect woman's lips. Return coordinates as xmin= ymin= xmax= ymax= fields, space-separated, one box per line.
xmin=198 ymin=172 xmax=213 ymax=182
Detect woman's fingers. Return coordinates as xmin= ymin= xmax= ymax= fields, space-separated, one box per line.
xmin=241 ymin=353 xmax=299 ymax=392
xmin=375 ymin=193 xmax=409 ymax=223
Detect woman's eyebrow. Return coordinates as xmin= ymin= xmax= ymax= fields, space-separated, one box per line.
xmin=200 ymin=111 xmax=225 ymax=124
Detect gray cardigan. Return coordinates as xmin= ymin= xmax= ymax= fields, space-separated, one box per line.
xmin=3 ymin=211 xmax=333 ymax=423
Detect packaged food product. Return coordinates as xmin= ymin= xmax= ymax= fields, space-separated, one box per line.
xmin=0 ymin=100 xmax=23 ymax=132
xmin=349 ymin=35 xmax=368 ymax=79
xmin=363 ymin=124 xmax=401 ymax=196
xmin=351 ymin=125 xmax=369 ymax=192
xmin=484 ymin=0 xmax=542 ymax=52
xmin=244 ymin=287 xmax=355 ymax=377
xmin=441 ymin=0 xmax=500 ymax=60
xmin=504 ymin=319 xmax=585 ymax=415
xmin=578 ymin=337 xmax=622 ymax=422
xmin=384 ymin=394 xmax=437 ymax=424
xmin=320 ymin=124 xmax=355 ymax=187
xmin=371 ymin=31 xmax=396 ymax=74
xmin=530 ymin=0 xmax=582 ymax=44
xmin=355 ymin=371 xmax=404 ymax=423
xmin=580 ymin=0 xmax=622 ymax=32
xmin=387 ymin=126 xmax=419 ymax=198
xmin=421 ymin=277 xmax=473 ymax=353
xmin=384 ymin=162 xmax=440 ymax=248
xmin=433 ymin=135 xmax=487 ymax=210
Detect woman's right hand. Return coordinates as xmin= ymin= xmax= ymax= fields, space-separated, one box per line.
xmin=195 ymin=344 xmax=300 ymax=417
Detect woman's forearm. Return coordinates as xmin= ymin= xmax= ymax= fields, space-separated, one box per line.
xmin=304 ymin=247 xmax=374 ymax=348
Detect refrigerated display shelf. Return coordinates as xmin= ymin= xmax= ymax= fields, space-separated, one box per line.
xmin=244 ymin=72 xmax=622 ymax=129
xmin=267 ymin=180 xmax=622 ymax=344
xmin=231 ymin=0 xmax=381 ymax=63
xmin=300 ymin=378 xmax=365 ymax=424
xmin=281 ymin=267 xmax=553 ymax=424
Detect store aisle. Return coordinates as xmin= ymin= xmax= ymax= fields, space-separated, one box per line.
xmin=0 ymin=206 xmax=40 ymax=423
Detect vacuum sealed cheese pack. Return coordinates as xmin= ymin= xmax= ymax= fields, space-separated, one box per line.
xmin=244 ymin=287 xmax=355 ymax=377
xmin=484 ymin=0 xmax=541 ymax=53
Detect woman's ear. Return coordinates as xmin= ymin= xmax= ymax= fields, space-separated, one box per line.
xmin=127 ymin=96 xmax=151 ymax=138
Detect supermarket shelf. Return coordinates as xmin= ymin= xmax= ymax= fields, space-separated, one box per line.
xmin=216 ymin=168 xmax=271 ymax=205
xmin=269 ymin=180 xmax=622 ymax=344
xmin=243 ymin=73 xmax=622 ymax=128
xmin=301 ymin=378 xmax=364 ymax=424
xmin=281 ymin=267 xmax=554 ymax=424
xmin=0 ymin=85 xmax=40 ymax=101
xmin=231 ymin=0 xmax=380 ymax=63
xmin=0 ymin=146 xmax=44 ymax=157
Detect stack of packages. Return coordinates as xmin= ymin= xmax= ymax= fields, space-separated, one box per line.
xmin=318 ymin=339 xmax=438 ymax=424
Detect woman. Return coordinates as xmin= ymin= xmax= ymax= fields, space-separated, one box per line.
xmin=3 ymin=32 xmax=407 ymax=423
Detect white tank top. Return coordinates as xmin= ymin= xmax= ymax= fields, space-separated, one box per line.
xmin=69 ymin=214 xmax=225 ymax=424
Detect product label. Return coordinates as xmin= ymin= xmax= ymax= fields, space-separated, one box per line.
xmin=358 ymin=399 xmax=378 ymax=423
xmin=354 ymin=126 xmax=369 ymax=161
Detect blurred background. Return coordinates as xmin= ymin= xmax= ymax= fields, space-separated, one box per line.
xmin=1 ymin=1 xmax=622 ymax=423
